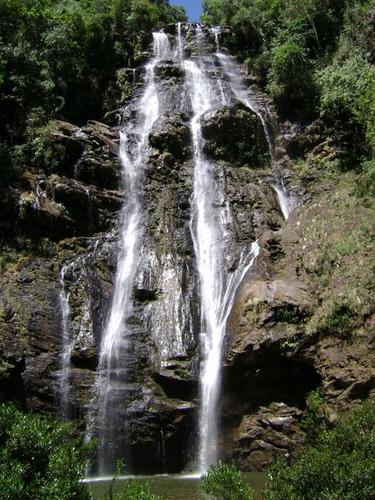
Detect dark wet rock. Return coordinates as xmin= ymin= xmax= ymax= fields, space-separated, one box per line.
xmin=125 ymin=397 xmax=196 ymax=474
xmin=18 ymin=190 xmax=75 ymax=241
xmin=0 ymin=188 xmax=20 ymax=237
xmin=201 ymin=103 xmax=269 ymax=166
xmin=224 ymin=404 xmax=305 ymax=471
xmin=155 ymin=61 xmax=184 ymax=79
xmin=16 ymin=173 xmax=122 ymax=240
xmin=149 ymin=116 xmax=191 ymax=159
xmin=52 ymin=176 xmax=122 ymax=234
xmin=48 ymin=120 xmax=121 ymax=190
xmin=152 ymin=358 xmax=197 ymax=401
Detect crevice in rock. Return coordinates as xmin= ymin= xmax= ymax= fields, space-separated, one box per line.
xmin=134 ymin=288 xmax=159 ymax=303
xmin=223 ymin=349 xmax=321 ymax=418
xmin=0 ymin=357 xmax=26 ymax=406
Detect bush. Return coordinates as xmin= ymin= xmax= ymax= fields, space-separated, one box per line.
xmin=316 ymin=53 xmax=375 ymax=155
xmin=201 ymin=461 xmax=255 ymax=500
xmin=110 ymin=480 xmax=159 ymax=500
xmin=265 ymin=400 xmax=375 ymax=499
xmin=356 ymin=159 xmax=375 ymax=197
xmin=0 ymin=404 xmax=92 ymax=500
xmin=300 ymin=389 xmax=326 ymax=439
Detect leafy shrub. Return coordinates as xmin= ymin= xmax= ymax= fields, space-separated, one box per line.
xmin=301 ymin=389 xmax=326 ymax=439
xmin=265 ymin=400 xmax=375 ymax=500
xmin=0 ymin=404 xmax=92 ymax=500
xmin=102 ymin=460 xmax=160 ymax=500
xmin=201 ymin=461 xmax=255 ymax=500
xmin=356 ymin=159 xmax=375 ymax=197
xmin=312 ymin=301 xmax=355 ymax=340
xmin=109 ymin=480 xmax=159 ymax=500
xmin=316 ymin=53 xmax=375 ymax=155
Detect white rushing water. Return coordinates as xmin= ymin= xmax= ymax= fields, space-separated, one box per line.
xmin=184 ymin=29 xmax=260 ymax=472
xmin=59 ymin=252 xmax=96 ymax=420
xmin=213 ymin=29 xmax=297 ymax=219
xmin=176 ymin=22 xmax=184 ymax=60
xmin=138 ymin=251 xmax=195 ymax=363
xmin=58 ymin=262 xmax=75 ymax=418
xmin=272 ymin=182 xmax=297 ymax=220
xmin=92 ymin=31 xmax=170 ymax=473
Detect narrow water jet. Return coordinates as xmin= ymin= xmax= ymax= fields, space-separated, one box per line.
xmin=58 ymin=262 xmax=75 ymax=419
xmin=272 ymin=182 xmax=297 ymax=220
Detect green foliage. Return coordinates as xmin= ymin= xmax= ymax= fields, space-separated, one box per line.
xmin=0 ymin=403 xmax=93 ymax=500
xmin=0 ymin=0 xmax=186 ymax=185
xmin=265 ymin=400 xmax=375 ymax=500
xmin=356 ymin=159 xmax=375 ymax=196
xmin=201 ymin=461 xmax=255 ymax=500
xmin=202 ymin=0 xmax=375 ymax=159
xmin=101 ymin=459 xmax=160 ymax=500
xmin=110 ymin=480 xmax=159 ymax=500
xmin=0 ymin=358 xmax=13 ymax=379
xmin=301 ymin=389 xmax=326 ymax=439
xmin=316 ymin=52 xmax=375 ymax=156
xmin=308 ymin=299 xmax=355 ymax=340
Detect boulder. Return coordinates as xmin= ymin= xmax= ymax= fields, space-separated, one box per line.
xmin=201 ymin=103 xmax=269 ymax=166
xmin=149 ymin=116 xmax=191 ymax=159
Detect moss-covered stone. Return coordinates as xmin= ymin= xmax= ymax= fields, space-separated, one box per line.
xmin=201 ymin=103 xmax=269 ymax=167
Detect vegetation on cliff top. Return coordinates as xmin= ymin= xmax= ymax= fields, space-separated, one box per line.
xmin=202 ymin=0 xmax=375 ymax=189
xmin=0 ymin=0 xmax=186 ymax=186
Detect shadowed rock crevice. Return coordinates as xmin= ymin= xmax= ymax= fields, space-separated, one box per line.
xmin=220 ymin=346 xmax=321 ymax=471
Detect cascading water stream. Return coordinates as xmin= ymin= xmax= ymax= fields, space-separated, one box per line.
xmin=90 ymin=32 xmax=170 ymax=474
xmin=213 ymin=28 xmax=297 ymax=219
xmin=272 ymin=181 xmax=297 ymax=220
xmin=58 ymin=262 xmax=75 ymax=419
xmin=176 ymin=22 xmax=184 ymax=60
xmin=184 ymin=58 xmax=224 ymax=472
xmin=183 ymin=27 xmax=260 ymax=473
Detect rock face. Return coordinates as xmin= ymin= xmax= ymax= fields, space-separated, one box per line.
xmin=0 ymin=22 xmax=374 ymax=476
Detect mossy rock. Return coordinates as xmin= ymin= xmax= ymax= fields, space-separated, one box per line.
xmin=201 ymin=103 xmax=269 ymax=167
xmin=149 ymin=117 xmax=191 ymax=159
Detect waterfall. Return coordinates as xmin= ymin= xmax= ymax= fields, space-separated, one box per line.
xmin=73 ymin=23 xmax=280 ymax=476
xmin=91 ymin=31 xmax=170 ymax=474
xmin=272 ymin=182 xmax=297 ymax=220
xmin=184 ymin=58 xmax=224 ymax=471
xmin=59 ymin=249 xmax=97 ymax=421
xmin=58 ymin=262 xmax=75 ymax=419
xmin=213 ymin=29 xmax=297 ymax=219
xmin=176 ymin=22 xmax=184 ymax=60
xmin=183 ymin=28 xmax=260 ymax=473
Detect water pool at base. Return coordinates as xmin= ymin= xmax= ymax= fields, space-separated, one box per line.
xmin=87 ymin=472 xmax=267 ymax=499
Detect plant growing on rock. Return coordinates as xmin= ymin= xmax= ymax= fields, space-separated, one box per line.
xmin=301 ymin=389 xmax=326 ymax=439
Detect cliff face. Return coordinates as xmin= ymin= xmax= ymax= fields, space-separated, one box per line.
xmin=0 ymin=23 xmax=374 ymax=474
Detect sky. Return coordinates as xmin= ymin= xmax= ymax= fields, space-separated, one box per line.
xmin=171 ymin=0 xmax=203 ymax=22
